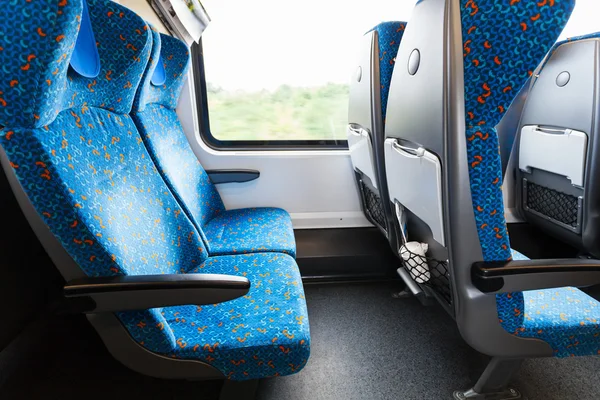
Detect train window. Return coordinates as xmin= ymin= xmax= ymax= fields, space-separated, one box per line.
xmin=194 ymin=0 xmax=412 ymax=149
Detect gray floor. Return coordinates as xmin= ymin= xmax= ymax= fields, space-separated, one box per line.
xmin=258 ymin=282 xmax=600 ymax=400
xmin=3 ymin=282 xmax=600 ymax=399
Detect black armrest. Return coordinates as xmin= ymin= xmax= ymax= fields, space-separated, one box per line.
xmin=206 ymin=169 xmax=260 ymax=184
xmin=64 ymin=274 xmax=250 ymax=313
xmin=472 ymin=259 xmax=600 ymax=294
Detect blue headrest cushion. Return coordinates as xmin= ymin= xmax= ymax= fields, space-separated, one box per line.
xmin=134 ymin=33 xmax=190 ymax=112
xmin=0 ymin=0 xmax=82 ymax=128
xmin=65 ymin=0 xmax=152 ymax=115
xmin=69 ymin=0 xmax=101 ymax=79
xmin=0 ymin=0 xmax=152 ymax=129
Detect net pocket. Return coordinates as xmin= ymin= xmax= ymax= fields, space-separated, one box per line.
xmin=524 ymin=180 xmax=580 ymax=230
xmin=360 ymin=182 xmax=386 ymax=229
xmin=400 ymin=247 xmax=451 ymax=305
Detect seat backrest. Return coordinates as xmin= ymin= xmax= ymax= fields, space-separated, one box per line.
xmin=0 ymin=0 xmax=210 ymax=351
xmin=460 ymin=0 xmax=575 ymax=262
xmin=384 ymin=0 xmax=574 ymax=355
xmin=347 ymin=21 xmax=406 ymax=242
xmin=515 ymin=32 xmax=600 ymax=257
xmin=132 ymin=31 xmax=225 ymax=246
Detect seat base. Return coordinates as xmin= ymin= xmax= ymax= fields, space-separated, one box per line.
xmin=453 ymin=388 xmax=522 ymax=400
xmin=454 ymin=358 xmax=523 ymax=400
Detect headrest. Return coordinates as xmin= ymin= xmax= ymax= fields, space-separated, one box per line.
xmin=461 ymin=0 xmax=575 ymax=131
xmin=0 ymin=0 xmax=152 ymax=129
xmin=0 ymin=0 xmax=81 ymax=128
xmin=133 ymin=27 xmax=163 ymax=113
xmin=368 ymin=21 xmax=407 ymax=121
xmin=134 ymin=33 xmax=191 ymax=112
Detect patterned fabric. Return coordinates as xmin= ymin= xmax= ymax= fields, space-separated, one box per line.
xmin=0 ymin=0 xmax=309 ymax=380
xmin=66 ymin=0 xmax=152 ymax=115
xmin=119 ymin=253 xmax=310 ymax=381
xmin=0 ymin=0 xmax=200 ymax=352
xmin=460 ymin=0 xmax=574 ymax=262
xmin=0 ymin=0 xmax=81 ymax=128
xmin=132 ymin=27 xmax=163 ymax=114
xmin=0 ymin=0 xmax=151 ymax=128
xmin=133 ymin=33 xmax=190 ymax=112
xmin=204 ymin=208 xmax=296 ymax=257
xmin=502 ymin=250 xmax=600 ymax=357
xmin=498 ymin=287 xmax=600 ymax=358
xmin=133 ymin=103 xmax=225 ymax=246
xmin=368 ymin=22 xmax=407 ymax=121
xmin=457 ymin=0 xmax=600 ymax=358
xmin=2 ymin=108 xmax=208 ymax=278
xmin=510 ymin=249 xmax=529 ymax=261
xmin=132 ymin=33 xmax=296 ymax=257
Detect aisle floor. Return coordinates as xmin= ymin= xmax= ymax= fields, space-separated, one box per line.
xmin=3 ymin=282 xmax=600 ymax=400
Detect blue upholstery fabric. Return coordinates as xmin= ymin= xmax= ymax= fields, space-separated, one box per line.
xmin=457 ymin=0 xmax=600 ymax=358
xmin=132 ymin=33 xmax=296 ymax=257
xmin=133 ymin=33 xmax=190 ymax=112
xmin=0 ymin=0 xmax=81 ymax=128
xmin=203 ymin=208 xmax=295 ymax=256
xmin=0 ymin=0 xmax=309 ymax=380
xmin=0 ymin=0 xmax=151 ymax=128
xmin=119 ymin=253 xmax=310 ymax=380
xmin=499 ymin=286 xmax=600 ymax=358
xmin=369 ymin=22 xmax=407 ymax=121
xmin=133 ymin=101 xmax=225 ymax=246
xmin=510 ymin=249 xmax=529 ymax=261
xmin=2 ymin=108 xmax=208 ymax=278
xmin=0 ymin=0 xmax=190 ymax=358
xmin=506 ymin=243 xmax=600 ymax=358
xmin=460 ymin=0 xmax=574 ymax=262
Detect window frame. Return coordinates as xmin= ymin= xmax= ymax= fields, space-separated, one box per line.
xmin=191 ymin=41 xmax=350 ymax=151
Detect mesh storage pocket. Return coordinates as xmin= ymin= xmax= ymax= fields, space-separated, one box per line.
xmin=525 ymin=180 xmax=579 ymax=229
xmin=360 ymin=182 xmax=386 ymax=230
xmin=400 ymin=248 xmax=452 ymax=305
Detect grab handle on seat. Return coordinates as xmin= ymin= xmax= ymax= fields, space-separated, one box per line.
xmin=348 ymin=125 xmax=369 ymax=138
xmin=391 ymin=139 xmax=426 ymax=158
xmin=535 ymin=126 xmax=567 ymax=135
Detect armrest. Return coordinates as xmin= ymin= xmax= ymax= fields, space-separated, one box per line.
xmin=64 ymin=274 xmax=250 ymax=313
xmin=472 ymin=259 xmax=600 ymax=294
xmin=206 ymin=169 xmax=260 ymax=184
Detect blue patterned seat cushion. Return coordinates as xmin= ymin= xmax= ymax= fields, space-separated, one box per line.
xmin=500 ymin=250 xmax=600 ymax=357
xmin=132 ymin=32 xmax=296 ymax=257
xmin=203 ymin=207 xmax=295 ymax=256
xmin=0 ymin=0 xmax=309 ymax=380
xmin=119 ymin=252 xmax=310 ymax=380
